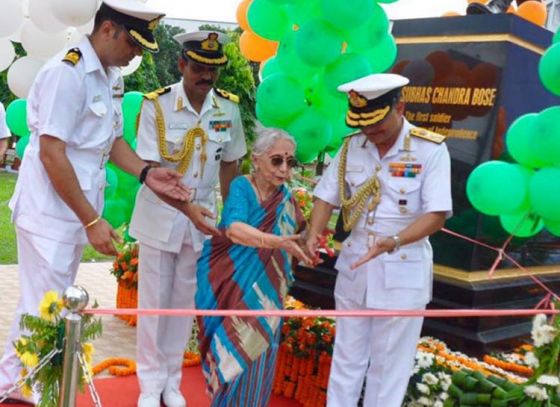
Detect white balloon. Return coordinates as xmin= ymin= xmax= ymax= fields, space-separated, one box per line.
xmin=8 ymin=56 xmax=44 ymax=98
xmin=0 ymin=0 xmax=25 ymax=39
xmin=0 ymin=40 xmax=16 ymax=72
xmin=28 ymin=0 xmax=67 ymax=33
xmin=65 ymin=27 xmax=83 ymax=48
xmin=121 ymin=55 xmax=143 ymax=76
xmin=51 ymin=0 xmax=98 ymax=27
xmin=21 ymin=20 xmax=67 ymax=59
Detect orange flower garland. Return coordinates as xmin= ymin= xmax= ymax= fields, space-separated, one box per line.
xmin=92 ymin=358 xmax=136 ymax=376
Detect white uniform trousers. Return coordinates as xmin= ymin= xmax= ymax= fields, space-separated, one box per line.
xmin=327 ymin=289 xmax=424 ymax=407
xmin=136 ymin=242 xmax=198 ymax=394
xmin=0 ymin=227 xmax=83 ymax=394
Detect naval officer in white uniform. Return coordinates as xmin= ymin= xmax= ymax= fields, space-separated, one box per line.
xmin=306 ymin=73 xmax=452 ymax=407
xmin=1 ymin=1 xmax=191 ymax=404
xmin=129 ymin=31 xmax=247 ymax=407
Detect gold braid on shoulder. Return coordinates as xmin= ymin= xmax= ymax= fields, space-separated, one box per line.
xmin=152 ymin=98 xmax=208 ymax=176
xmin=338 ymin=138 xmax=381 ymax=232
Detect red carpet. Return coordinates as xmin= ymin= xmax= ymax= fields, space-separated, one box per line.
xmin=1 ymin=366 xmax=300 ymax=407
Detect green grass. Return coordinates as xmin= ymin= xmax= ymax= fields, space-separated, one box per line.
xmin=0 ymin=172 xmax=111 ymax=265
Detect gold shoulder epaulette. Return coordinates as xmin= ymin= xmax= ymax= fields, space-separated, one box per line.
xmin=410 ymin=127 xmax=446 ymax=144
xmin=62 ymin=48 xmax=82 ymax=66
xmin=214 ymin=88 xmax=239 ymax=104
xmin=144 ymin=87 xmax=171 ymax=101
xmin=343 ymin=130 xmax=362 ymax=139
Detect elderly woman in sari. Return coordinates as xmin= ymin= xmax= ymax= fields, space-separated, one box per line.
xmin=196 ymin=127 xmax=312 ymax=406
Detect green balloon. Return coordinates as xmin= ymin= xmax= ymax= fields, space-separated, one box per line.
xmin=345 ymin=5 xmax=389 ymax=51
xmin=15 ymin=134 xmax=30 ymax=159
xmin=122 ymin=91 xmax=143 ymax=144
xmin=320 ymin=0 xmax=375 ymax=31
xmin=359 ymin=34 xmax=398 ymax=73
xmin=306 ymin=79 xmax=347 ymax=116
xmin=256 ymin=74 xmax=306 ymax=124
xmin=247 ymin=0 xmax=291 ymax=41
xmin=554 ymin=27 xmax=560 ymax=44
xmin=544 ymin=218 xmax=560 ymax=236
xmin=288 ymin=106 xmax=333 ymax=161
xmin=506 ymin=113 xmax=548 ymax=168
xmin=466 ymin=161 xmax=532 ymax=216
xmin=539 ymin=42 xmax=560 ymax=96
xmin=123 ymin=225 xmax=137 ymax=243
xmin=534 ymin=106 xmax=560 ymax=166
xmin=500 ymin=212 xmax=543 ymax=238
xmin=256 ymin=102 xmax=289 ymax=128
xmin=261 ymin=57 xmax=282 ymax=80
xmin=287 ymin=0 xmax=321 ymax=26
xmin=6 ymin=99 xmax=29 ymax=136
xmin=294 ymin=19 xmax=343 ymax=67
xmin=276 ymin=31 xmax=321 ymax=84
xmin=529 ymin=167 xmax=560 ymax=221
xmin=322 ymin=53 xmax=373 ymax=93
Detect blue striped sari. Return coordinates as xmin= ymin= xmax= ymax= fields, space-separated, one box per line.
xmin=196 ymin=176 xmax=304 ymax=406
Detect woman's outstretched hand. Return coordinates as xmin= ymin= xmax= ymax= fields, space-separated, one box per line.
xmin=272 ymin=234 xmax=314 ymax=266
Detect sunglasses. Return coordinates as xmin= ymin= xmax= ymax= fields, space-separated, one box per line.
xmin=270 ymin=155 xmax=298 ymax=169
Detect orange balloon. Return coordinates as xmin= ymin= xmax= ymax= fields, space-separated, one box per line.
xmin=468 ymin=0 xmax=488 ymax=4
xmin=516 ymin=1 xmax=547 ymax=26
xmin=442 ymin=11 xmax=461 ymax=17
xmin=236 ymin=0 xmax=252 ymax=31
xmin=239 ymin=30 xmax=278 ymax=62
xmin=506 ymin=5 xmax=516 ymax=13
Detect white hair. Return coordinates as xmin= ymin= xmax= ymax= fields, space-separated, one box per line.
xmin=252 ymin=125 xmax=296 ymax=156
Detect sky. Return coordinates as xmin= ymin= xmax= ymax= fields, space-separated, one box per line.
xmin=148 ymin=0 xmax=470 ymax=23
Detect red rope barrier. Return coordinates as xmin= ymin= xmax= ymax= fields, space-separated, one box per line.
xmin=83 ymin=308 xmax=560 ymax=318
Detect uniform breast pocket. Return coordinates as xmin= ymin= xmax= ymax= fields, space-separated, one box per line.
xmin=164 ymin=131 xmax=187 ymax=158
xmin=345 ymin=165 xmax=368 ymax=191
xmin=88 ymin=101 xmax=108 ymax=117
xmin=387 ymin=178 xmax=422 ymax=214
xmin=382 ymin=246 xmax=428 ymax=289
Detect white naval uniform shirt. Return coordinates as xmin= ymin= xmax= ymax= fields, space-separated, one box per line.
xmin=129 ymin=83 xmax=247 ymax=253
xmin=314 ymin=119 xmax=452 ymax=309
xmin=9 ymin=36 xmax=123 ymax=245
xmin=0 ymin=103 xmax=10 ymax=140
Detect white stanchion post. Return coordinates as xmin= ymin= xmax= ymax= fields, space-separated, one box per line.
xmin=58 ymin=286 xmax=89 ymax=407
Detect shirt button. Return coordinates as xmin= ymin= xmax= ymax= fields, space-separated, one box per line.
xmin=400 ymin=253 xmax=407 ymax=260
xmin=196 ymin=144 xmax=201 ymax=150
xmin=376 ymin=165 xmax=382 ymax=172
xmin=193 ymin=172 xmax=198 ymax=178
xmin=399 ymin=207 xmax=408 ymax=214
xmin=400 ymin=188 xmax=406 ymax=194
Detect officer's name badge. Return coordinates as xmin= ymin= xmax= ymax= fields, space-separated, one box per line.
xmin=209 ymin=120 xmax=232 ymax=132
xmin=389 ymin=162 xmax=422 ymax=178
xmin=169 ymin=123 xmax=190 ymax=130
xmin=213 ymin=111 xmax=226 ymax=117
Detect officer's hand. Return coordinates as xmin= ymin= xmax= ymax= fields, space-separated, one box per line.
xmin=272 ymin=235 xmax=314 ymax=266
xmin=351 ymin=237 xmax=395 ymax=270
xmin=304 ymin=232 xmax=323 ymax=266
xmin=183 ymin=203 xmax=221 ymax=236
xmin=145 ymin=167 xmax=191 ymax=202
xmin=85 ymin=219 xmax=121 ymax=256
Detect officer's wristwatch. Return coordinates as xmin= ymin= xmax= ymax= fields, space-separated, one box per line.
xmin=388 ymin=235 xmax=401 ymax=253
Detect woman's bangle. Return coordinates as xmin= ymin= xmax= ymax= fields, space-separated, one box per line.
xmin=259 ymin=233 xmax=266 ymax=248
xmin=84 ymin=216 xmax=101 ymax=230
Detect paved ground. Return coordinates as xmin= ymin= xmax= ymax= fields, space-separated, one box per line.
xmin=0 ymin=262 xmax=138 ymax=375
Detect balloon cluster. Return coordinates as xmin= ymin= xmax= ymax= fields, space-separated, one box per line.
xmin=466 ymin=29 xmax=560 ymax=238
xmin=236 ymin=0 xmax=399 ymax=162
xmin=0 ymin=0 xmax=142 ymax=100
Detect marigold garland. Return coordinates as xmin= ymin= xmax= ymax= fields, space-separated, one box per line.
xmin=92 ymin=352 xmax=201 ymax=378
